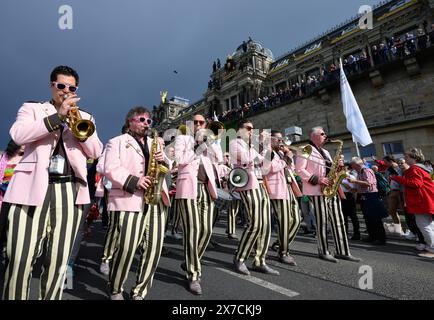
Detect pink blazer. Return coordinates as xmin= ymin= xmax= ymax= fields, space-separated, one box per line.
xmin=174 ymin=135 xmax=217 ymax=200
xmin=264 ymin=151 xmax=302 ymax=199
xmin=4 ymin=102 xmax=103 ymax=206
xmin=229 ymin=138 xmax=264 ymax=192
xmin=103 ymin=134 xmax=170 ymax=212
xmin=94 ymin=149 xmax=106 ymax=198
xmin=295 ymin=145 xmax=344 ymax=198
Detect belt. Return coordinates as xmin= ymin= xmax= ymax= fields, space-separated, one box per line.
xmin=49 ymin=175 xmax=76 ymax=184
xmin=392 ymin=189 xmax=400 ymax=191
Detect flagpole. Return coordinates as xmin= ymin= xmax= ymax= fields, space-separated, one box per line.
xmin=354 ymin=139 xmax=361 ymax=158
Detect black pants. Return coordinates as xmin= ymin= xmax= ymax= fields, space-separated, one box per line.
xmin=405 ymin=211 xmax=425 ymax=244
xmin=360 ymin=193 xmax=386 ymax=242
xmin=341 ymin=193 xmax=360 ymax=236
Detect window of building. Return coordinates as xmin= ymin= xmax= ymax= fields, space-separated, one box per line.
xmin=383 ymin=141 xmax=404 ymax=156
xmin=342 ymin=147 xmax=352 ymax=163
xmin=359 ymin=144 xmax=376 ymax=159
xmin=225 ymin=99 xmax=230 ymax=110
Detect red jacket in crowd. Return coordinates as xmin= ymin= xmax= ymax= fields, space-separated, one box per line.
xmin=390 ymin=164 xmax=434 ymax=215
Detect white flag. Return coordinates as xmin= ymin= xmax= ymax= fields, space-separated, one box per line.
xmin=340 ymin=58 xmax=373 ymax=147
xmin=213 ymin=111 xmax=219 ymax=122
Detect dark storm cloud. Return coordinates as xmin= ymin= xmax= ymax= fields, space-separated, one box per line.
xmin=0 ymin=0 xmax=379 ymax=145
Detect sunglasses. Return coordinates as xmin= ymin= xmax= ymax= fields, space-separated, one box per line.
xmin=133 ymin=117 xmax=153 ymax=125
xmin=193 ymin=120 xmax=205 ymax=125
xmin=320 ymin=132 xmax=327 ymax=136
xmin=52 ymin=82 xmax=78 ymax=93
xmin=243 ymin=126 xmax=253 ymax=131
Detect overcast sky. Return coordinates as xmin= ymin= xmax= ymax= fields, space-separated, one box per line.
xmin=0 ymin=0 xmax=380 ymax=145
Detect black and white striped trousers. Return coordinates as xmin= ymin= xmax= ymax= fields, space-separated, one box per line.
xmin=3 ymin=182 xmax=83 ymax=300
xmin=109 ymin=202 xmax=166 ymax=298
xmin=270 ymin=187 xmax=301 ymax=257
xmin=311 ymin=195 xmax=350 ymax=256
xmin=177 ymin=183 xmax=215 ymax=281
xmin=227 ymin=200 xmax=241 ymax=235
xmin=171 ymin=197 xmax=182 ymax=233
xmin=101 ymin=211 xmax=120 ymax=264
xmin=236 ymin=183 xmax=271 ymax=267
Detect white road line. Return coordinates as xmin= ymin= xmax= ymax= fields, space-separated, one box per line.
xmin=215 ymin=267 xmax=300 ymax=298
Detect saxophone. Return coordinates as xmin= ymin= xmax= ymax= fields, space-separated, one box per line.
xmin=322 ymin=139 xmax=347 ymax=198
xmin=143 ymin=130 xmax=170 ymax=205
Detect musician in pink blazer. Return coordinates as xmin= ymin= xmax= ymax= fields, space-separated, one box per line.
xmin=295 ymin=126 xmax=360 ymax=263
xmin=103 ymin=106 xmax=170 ymax=300
xmin=229 ymin=120 xmax=279 ymax=277
xmin=2 ymin=66 xmax=103 ymax=300
xmin=263 ymin=130 xmax=302 ymax=266
xmin=174 ymin=114 xmax=218 ymax=296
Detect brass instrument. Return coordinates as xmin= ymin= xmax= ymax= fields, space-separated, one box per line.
xmin=63 ymin=94 xmax=95 ymax=141
xmin=177 ymin=124 xmax=188 ymax=135
xmin=280 ymin=137 xmax=312 ymax=159
xmin=322 ymin=139 xmax=347 ymax=198
xmin=143 ymin=130 xmax=170 ymax=205
xmin=206 ymin=121 xmax=225 ymax=140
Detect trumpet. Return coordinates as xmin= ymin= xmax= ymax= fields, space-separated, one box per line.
xmin=63 ymin=94 xmax=95 ymax=141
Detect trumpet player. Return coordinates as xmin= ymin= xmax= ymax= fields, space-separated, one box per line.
xmin=229 ymin=120 xmax=279 ymax=276
xmin=264 ymin=131 xmax=302 ymax=265
xmin=295 ymin=127 xmax=360 ymax=263
xmin=2 ymin=66 xmax=103 ymax=300
xmin=174 ymin=114 xmax=218 ymax=295
xmin=103 ymin=106 xmax=170 ymax=300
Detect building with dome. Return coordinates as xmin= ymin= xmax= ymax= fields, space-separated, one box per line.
xmin=154 ymin=0 xmax=434 ymax=160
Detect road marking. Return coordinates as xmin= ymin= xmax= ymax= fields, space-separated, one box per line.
xmin=215 ymin=267 xmax=300 ymax=298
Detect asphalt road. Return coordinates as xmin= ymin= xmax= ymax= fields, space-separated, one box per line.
xmin=2 ymin=214 xmax=433 ymax=300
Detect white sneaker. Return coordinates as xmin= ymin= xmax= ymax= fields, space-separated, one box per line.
xmin=404 ymin=231 xmax=417 ymax=240
xmin=100 ymin=261 xmax=110 ymax=275
xmin=110 ymin=293 xmax=124 ymax=300
xmin=416 ymin=243 xmax=426 ymax=251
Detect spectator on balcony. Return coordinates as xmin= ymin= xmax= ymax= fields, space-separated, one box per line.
xmin=405 ymin=33 xmax=416 ymax=54
xmin=395 ymin=37 xmax=405 ymax=59
xmin=429 ymin=24 xmax=434 ymax=45
xmin=416 ymin=26 xmax=428 ymax=50
xmin=372 ymin=45 xmax=381 ymax=65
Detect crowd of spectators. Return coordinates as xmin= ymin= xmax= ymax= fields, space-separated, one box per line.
xmin=216 ymin=24 xmax=434 ymax=124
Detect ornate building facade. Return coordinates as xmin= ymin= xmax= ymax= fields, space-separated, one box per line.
xmin=153 ymin=0 xmax=434 ymax=160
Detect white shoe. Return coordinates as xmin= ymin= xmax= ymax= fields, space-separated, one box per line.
xmin=404 ymin=231 xmax=417 ymax=240
xmin=100 ymin=261 xmax=110 ymax=275
xmin=393 ymin=223 xmax=403 ymax=235
xmin=416 ymin=243 xmax=426 ymax=251
xmin=110 ymin=293 xmax=124 ymax=300
xmin=418 ymin=251 xmax=434 ymax=259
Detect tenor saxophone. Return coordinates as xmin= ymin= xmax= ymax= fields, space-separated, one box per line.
xmin=322 ymin=139 xmax=347 ymax=198
xmin=143 ymin=130 xmax=169 ymax=205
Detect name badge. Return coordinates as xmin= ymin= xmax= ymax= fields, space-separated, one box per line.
xmin=49 ymin=155 xmax=65 ymax=174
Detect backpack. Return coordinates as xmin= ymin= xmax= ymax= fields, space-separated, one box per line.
xmin=374 ymin=172 xmax=391 ymax=196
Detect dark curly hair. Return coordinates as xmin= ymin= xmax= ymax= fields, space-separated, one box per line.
xmin=5 ymin=139 xmax=22 ymax=158
xmin=50 ymin=65 xmax=79 ymax=86
xmin=124 ymin=106 xmax=151 ymax=131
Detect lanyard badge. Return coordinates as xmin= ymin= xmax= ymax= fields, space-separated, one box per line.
xmin=49 ymin=155 xmax=66 ymax=175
